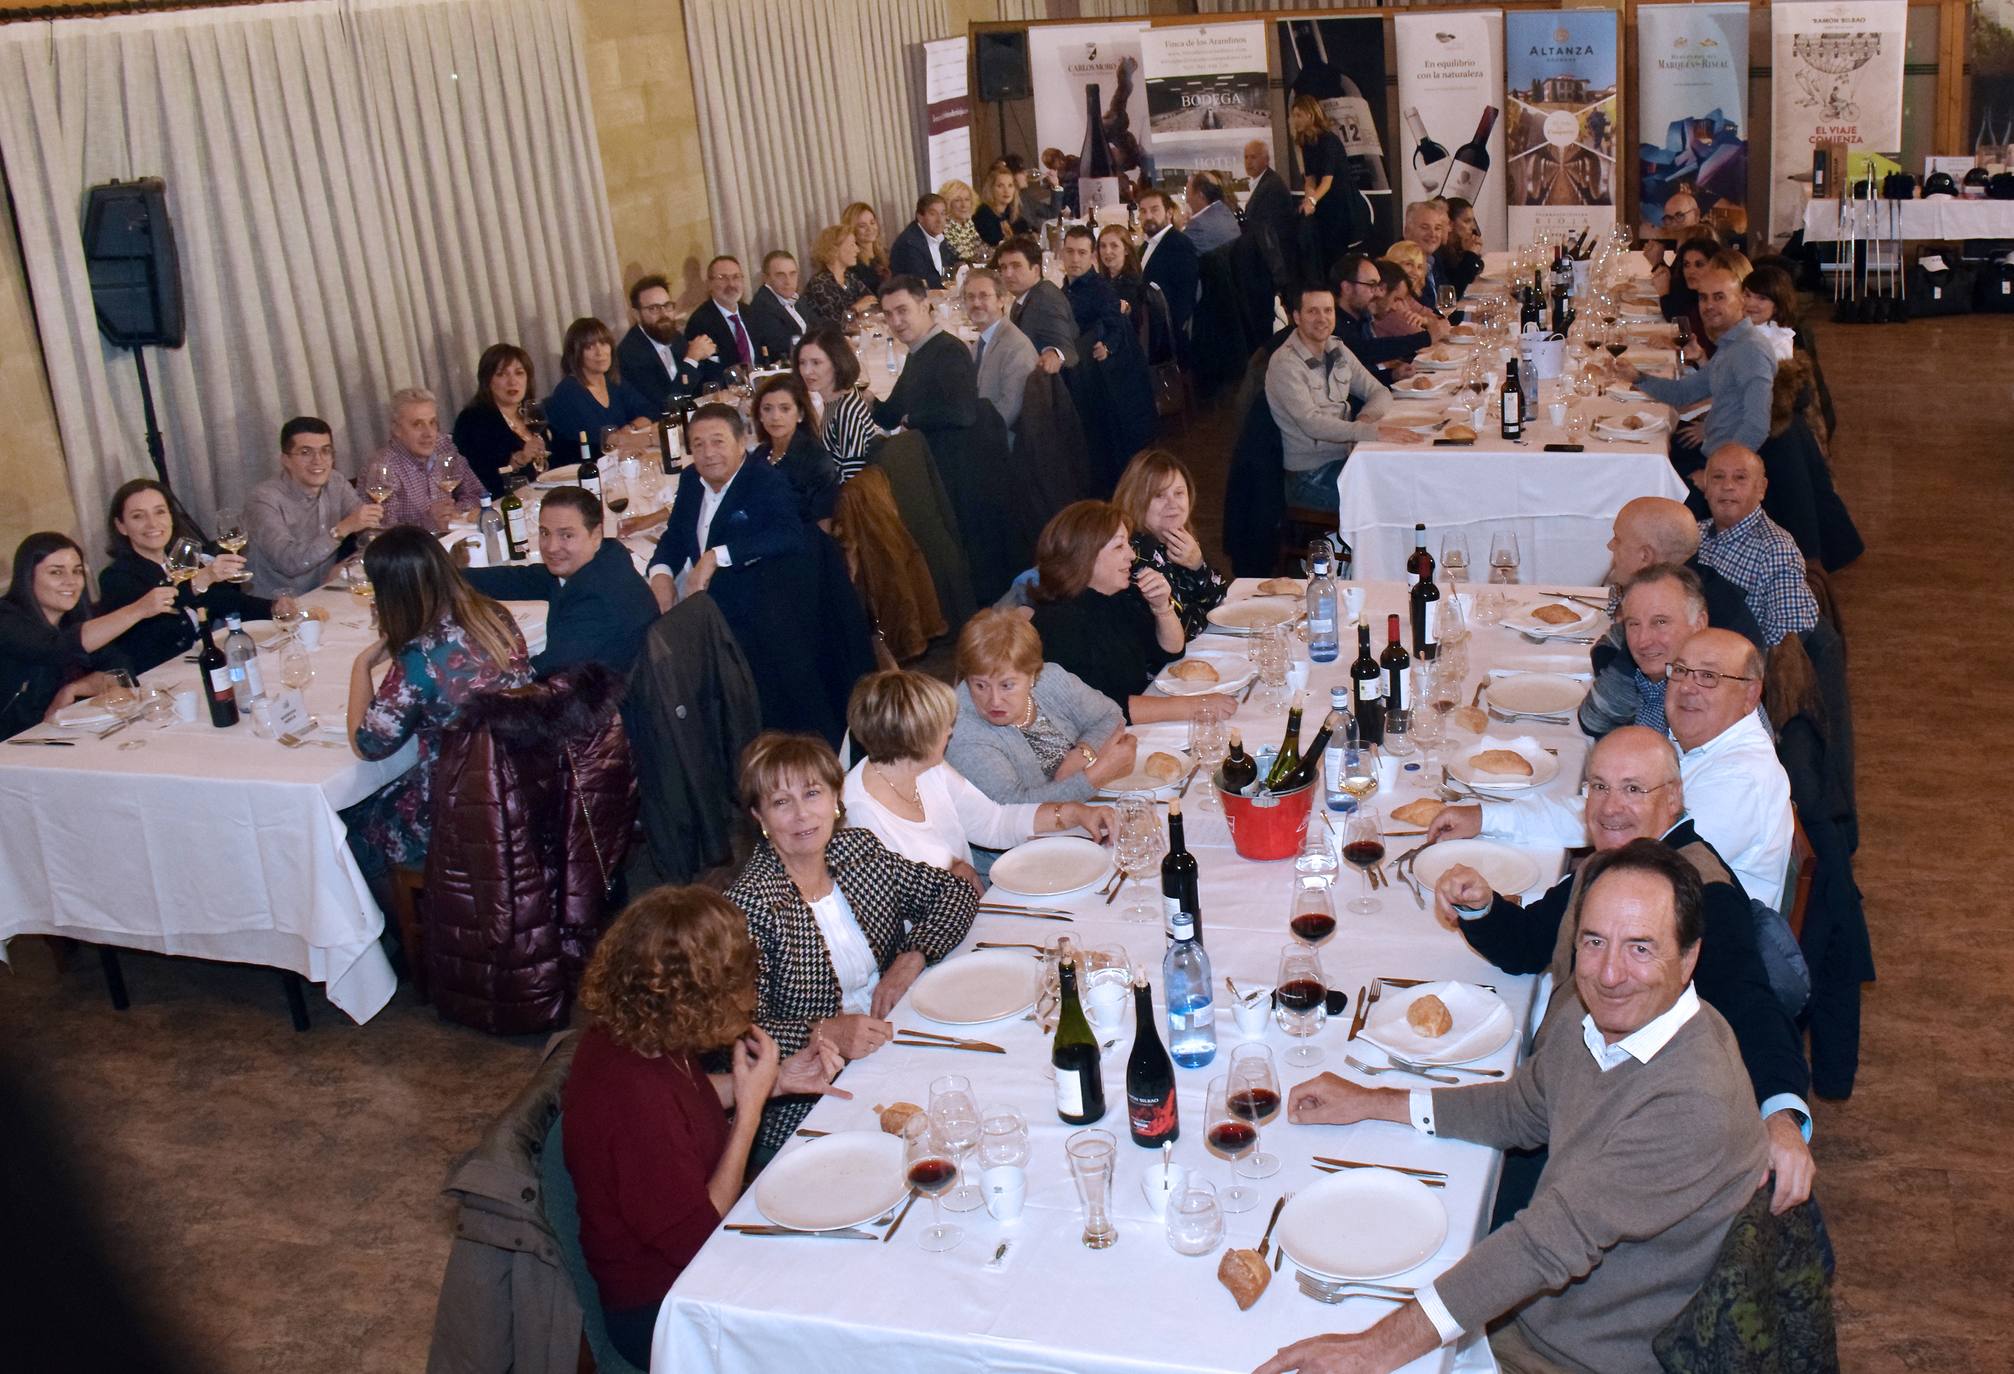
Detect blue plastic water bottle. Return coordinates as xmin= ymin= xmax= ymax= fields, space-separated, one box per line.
xmin=1162 ymin=911 xmax=1216 ymax=1068
xmin=1307 ymin=544 xmax=1340 ymax=663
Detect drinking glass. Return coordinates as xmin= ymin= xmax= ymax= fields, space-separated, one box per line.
xmin=1383 ymin=707 xmax=1414 ymax=760
xmin=1488 ymin=529 xmax=1521 ymax=585
xmin=1202 ymin=1075 xmax=1261 ymax=1214
xmin=1339 ymin=805 xmax=1385 ymax=916
xmin=363 ymin=459 xmax=396 ymax=507
xmin=1409 ymin=662 xmax=1444 ymax=754
xmin=1289 ymin=883 xmax=1337 ymax=947
xmin=164 ymin=536 xmax=204 ymax=591
xmin=1187 ymin=705 xmax=1229 ymax=814
xmin=278 ymin=645 xmax=314 ymax=692
xmin=141 ymin=686 xmax=175 ymax=725
xmin=977 ymin=1105 xmax=1030 ymax=1171
xmin=928 ymin=1073 xmax=984 ymax=1213
xmin=101 ymin=669 xmax=142 ymax=723
xmin=901 ymin=1115 xmax=963 ymax=1252
xmin=1564 ymin=402 xmax=1592 ymax=446
xmin=602 ymin=472 xmax=631 ymax=520
xmin=1114 ymin=796 xmax=1162 ymax=924
xmin=1065 ymin=1128 xmax=1119 ymax=1248
xmin=429 ymin=453 xmax=462 ymax=529
xmin=1227 ymin=1042 xmax=1282 ymax=1179
xmin=1435 ymin=284 xmax=1458 ymax=318
xmin=213 ymin=509 xmax=254 ymax=582
xmin=1253 ymin=624 xmax=1290 ymax=708
xmin=1165 ymin=1176 xmax=1225 ymax=1256
xmin=1273 ymin=944 xmax=1329 ymax=1067
xmin=1439 ymin=532 xmax=1470 ymax=585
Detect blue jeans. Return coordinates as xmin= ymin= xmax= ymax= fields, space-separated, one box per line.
xmin=1283 ymin=459 xmax=1346 ymax=512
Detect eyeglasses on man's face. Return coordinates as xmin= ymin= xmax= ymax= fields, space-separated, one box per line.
xmin=1666 ymin=661 xmax=1755 ymax=690
xmin=1585 ymin=779 xmax=1674 ymax=799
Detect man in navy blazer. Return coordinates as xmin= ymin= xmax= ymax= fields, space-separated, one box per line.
xmin=616 ymin=274 xmax=715 ymax=410
xmin=1137 ymin=189 xmax=1200 ymax=352
xmin=645 ymin=403 xmax=803 ymax=618
xmin=685 ymin=256 xmax=778 ymax=376
xmin=463 ymin=486 xmax=659 ymax=677
xmin=887 ymin=194 xmax=952 ymax=291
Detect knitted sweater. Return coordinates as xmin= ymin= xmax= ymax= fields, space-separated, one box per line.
xmin=1433 ymin=999 xmax=1767 ymax=1373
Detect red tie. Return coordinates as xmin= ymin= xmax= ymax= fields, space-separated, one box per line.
xmin=730 ymin=312 xmax=753 ymax=366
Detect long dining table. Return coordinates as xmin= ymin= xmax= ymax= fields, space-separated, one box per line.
xmin=652 ymin=578 xmax=1611 ymax=1374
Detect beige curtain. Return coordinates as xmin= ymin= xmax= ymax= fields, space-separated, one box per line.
xmin=0 ymin=0 xmax=620 ymax=567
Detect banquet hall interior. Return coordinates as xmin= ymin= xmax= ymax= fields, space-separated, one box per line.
xmin=1 ymin=0 xmax=2011 ymax=1371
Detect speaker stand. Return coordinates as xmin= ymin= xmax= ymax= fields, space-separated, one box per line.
xmin=131 ymin=346 xmax=169 ymax=489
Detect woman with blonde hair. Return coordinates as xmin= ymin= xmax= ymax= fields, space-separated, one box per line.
xmin=1290 ymin=92 xmax=1364 ymax=268
xmin=974 ymin=164 xmax=1026 ymax=246
xmin=802 ymin=224 xmax=875 ymax=331
xmin=842 ymin=669 xmax=1112 ymax=889
xmin=1113 ymin=449 xmax=1226 ymax=640
xmin=1377 ymin=243 xmax=1447 ymax=336
xmin=562 ymin=885 xmax=848 ymax=1365
xmin=937 ymin=179 xmax=988 ymax=266
xmin=840 ymin=201 xmax=888 ymax=296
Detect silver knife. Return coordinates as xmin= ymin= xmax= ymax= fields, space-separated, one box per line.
xmin=95 ymin=715 xmax=139 ymax=741
xmin=725 ymin=1225 xmax=879 ymax=1240
xmin=7 ymin=738 xmax=76 ymax=747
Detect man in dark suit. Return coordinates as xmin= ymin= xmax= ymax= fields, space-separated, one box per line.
xmin=1137 ymin=188 xmax=1199 ymax=357
xmin=887 ymin=194 xmax=951 ymax=290
xmin=616 ymin=274 xmax=715 ymax=411
xmin=871 ymin=274 xmax=976 ymax=436
xmin=994 ymin=236 xmax=1077 ymax=375
xmin=1241 ymin=139 xmax=1295 ymax=256
xmin=684 ymin=256 xmax=777 ymax=373
xmin=463 ymin=486 xmax=658 ymax=677
xmin=745 ymin=250 xmax=810 ymax=362
xmin=1182 ymin=172 xmax=1241 ymax=255
xmin=1332 ymin=251 xmax=1429 ymax=385
xmin=645 ymin=403 xmax=804 ymax=616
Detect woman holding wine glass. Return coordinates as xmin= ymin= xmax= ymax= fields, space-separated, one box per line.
xmin=0 ymin=532 xmax=175 ymax=739
xmin=801 ymin=225 xmax=877 ymax=333
xmin=541 ymin=317 xmax=654 ymax=469
xmin=96 ymin=479 xmax=291 ymax=674
xmin=452 ymin=343 xmax=550 ymax=497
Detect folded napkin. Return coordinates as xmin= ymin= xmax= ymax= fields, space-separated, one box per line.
xmin=1361 ymin=980 xmax=1514 ymax=1063
xmin=52 ymin=701 xmax=118 ymax=729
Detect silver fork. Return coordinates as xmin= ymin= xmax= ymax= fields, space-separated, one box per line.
xmin=1295 ymin=1273 xmax=1418 ymax=1304
xmin=1385 ymin=1051 xmax=1505 ymax=1078
xmin=1344 ymin=1053 xmax=1458 ymax=1085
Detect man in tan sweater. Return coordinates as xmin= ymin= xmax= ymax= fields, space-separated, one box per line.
xmin=1257 ymin=839 xmax=1768 ymax=1374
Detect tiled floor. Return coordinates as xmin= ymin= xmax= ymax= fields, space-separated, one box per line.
xmin=3 ymin=307 xmax=2009 ymax=1369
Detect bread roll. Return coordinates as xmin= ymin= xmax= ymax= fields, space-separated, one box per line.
xmin=1144 ymin=751 xmax=1186 ymax=783
xmin=1452 ymin=706 xmax=1488 ymax=734
xmin=1169 ymin=659 xmax=1221 ymax=683
xmin=1255 ymin=577 xmax=1302 ymax=596
xmin=875 ymin=1102 xmax=926 ymax=1135
xmin=1217 ymin=1246 xmax=1271 ymax=1310
xmin=1531 ymin=604 xmax=1581 ymax=626
xmin=1470 ymin=749 xmax=1534 ymax=777
xmin=1443 ymin=422 xmax=1478 ymax=442
xmin=1406 ymin=994 xmax=1453 ymax=1038
xmin=1390 ymin=799 xmax=1445 ymax=829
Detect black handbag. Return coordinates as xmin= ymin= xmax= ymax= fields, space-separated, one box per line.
xmin=1974 ymin=258 xmax=2014 ymax=313
xmin=1882 ymin=172 xmax=1917 ymax=200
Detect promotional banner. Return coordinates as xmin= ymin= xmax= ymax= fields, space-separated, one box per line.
xmin=1139 ymin=23 xmax=1270 ymax=185
xmin=1277 ymin=16 xmax=1395 ymax=248
xmin=1636 ymin=3 xmax=1750 ymax=239
xmin=1504 ymin=9 xmax=1620 ymax=245
xmin=922 ymin=37 xmax=972 ymax=193
xmin=1770 ymin=0 xmax=1908 ymax=238
xmin=1027 ymin=22 xmax=1153 ymax=212
xmin=1394 ymin=11 xmax=1507 ymax=249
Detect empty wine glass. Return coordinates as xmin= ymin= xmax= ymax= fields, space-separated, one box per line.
xmin=1565 ymin=402 xmax=1592 ymax=447
xmin=278 ymin=644 xmax=313 ymax=692
xmin=1340 ymin=805 xmax=1385 ymax=916
xmin=1488 ymin=529 xmax=1521 ymax=585
xmin=1274 ymin=943 xmax=1329 ymax=1068
xmin=1114 ymin=796 xmax=1162 ymax=925
xmin=977 ymin=1105 xmax=1030 ymax=1171
xmin=100 ymin=668 xmax=142 ymax=723
xmin=1203 ymin=1074 xmax=1261 ymax=1215
xmin=1187 ymin=705 xmax=1229 ymax=814
xmin=213 ymin=509 xmax=253 ymax=582
xmin=902 ymin=1115 xmax=962 ymax=1253
xmin=1435 ymin=284 xmax=1458 ymax=319
xmin=1227 ymin=1042 xmax=1282 ymax=1180
xmin=927 ymin=1073 xmax=984 ymax=1214
xmin=1080 ymin=946 xmax=1133 ymax=1045
xmin=1065 ymin=1127 xmax=1119 ymax=1248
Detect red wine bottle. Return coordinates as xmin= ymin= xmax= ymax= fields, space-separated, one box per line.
xmin=1381 ymin=613 xmax=1411 ymax=712
xmin=1218 ymin=730 xmax=1257 ymax=797
xmin=1160 ymin=799 xmax=1202 ymax=945
xmin=1078 ymin=84 xmax=1122 ymax=213
xmin=193 ymin=608 xmax=238 ymax=728
xmin=1053 ymin=957 xmax=1106 ymax=1125
xmin=1442 ymin=106 xmax=1497 ymax=202
xmin=1125 ymin=975 xmax=1178 ymax=1147
xmin=1411 ymin=567 xmax=1441 ymax=663
xmin=1404 ymin=523 xmax=1434 ymax=587
xmin=1350 ymin=623 xmax=1384 ymax=745
xmin=1501 ymin=358 xmax=1524 ymax=441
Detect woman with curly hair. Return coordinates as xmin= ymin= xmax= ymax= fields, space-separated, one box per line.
xmin=562 ymin=885 xmax=849 ymax=1366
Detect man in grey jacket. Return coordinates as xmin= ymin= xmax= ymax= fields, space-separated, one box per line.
xmin=1262 ymin=285 xmax=1418 ymax=510
xmin=963 ymin=268 xmax=1039 ymax=433
xmin=996 ymin=236 xmax=1076 ymax=376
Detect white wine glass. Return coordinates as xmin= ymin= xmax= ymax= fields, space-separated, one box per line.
xmin=1114 ymin=796 xmax=1162 ymax=925
xmin=363 ymin=459 xmax=396 ymax=508
xmin=100 ymin=668 xmax=142 ymax=723
xmin=278 ymin=644 xmax=314 ymax=692
xmin=1488 ymin=529 xmax=1521 ymax=585
xmin=213 ymin=509 xmax=254 ymax=582
xmin=163 ymin=536 xmax=204 ymax=591
xmin=1187 ymin=705 xmax=1229 ymax=814
xmin=1439 ymin=532 xmax=1470 ymax=585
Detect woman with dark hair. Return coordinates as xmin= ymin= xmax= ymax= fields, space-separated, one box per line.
xmin=1290 ymin=93 xmax=1365 ymax=270
xmin=96 ymin=479 xmax=289 ymax=674
xmin=1743 ymin=264 xmax=1835 ymax=437
xmin=1437 ymin=197 xmax=1486 ymax=299
xmin=724 ymin=731 xmax=977 ymax=1151
xmin=344 ymin=526 xmax=532 ymax=868
xmin=1658 ymin=232 xmax=1723 ymax=343
xmin=452 ymin=343 xmax=550 ymax=496
xmin=1 ymin=532 xmax=172 ymax=738
xmin=1112 ymin=449 xmax=1226 ymax=640
xmin=540 ymin=318 xmax=654 ymax=466
xmin=1027 ymin=501 xmax=1234 ymax=725
xmin=563 ymin=885 xmax=847 ymax=1366
xmin=791 ymin=326 xmax=881 ymax=480
xmin=751 ymin=375 xmax=843 ymax=529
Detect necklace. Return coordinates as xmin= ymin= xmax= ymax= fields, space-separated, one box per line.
xmin=873 ymin=763 xmax=924 ymax=809
xmin=1017 ymin=695 xmax=1038 ymax=729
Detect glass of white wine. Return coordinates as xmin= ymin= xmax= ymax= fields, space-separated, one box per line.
xmin=430 ymin=452 xmax=462 ymax=510
xmin=214 ymin=509 xmax=253 ymax=582
xmin=364 ymin=459 xmax=395 ymax=508
xmin=164 ymin=536 xmax=204 ymax=591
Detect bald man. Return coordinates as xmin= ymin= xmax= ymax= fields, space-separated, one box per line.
xmin=1696 ymin=445 xmax=1820 ymax=646
xmin=1434 ymin=725 xmax=1814 ymax=1215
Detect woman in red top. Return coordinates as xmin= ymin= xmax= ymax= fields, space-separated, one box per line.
xmin=563 ymin=886 xmax=847 ymax=1366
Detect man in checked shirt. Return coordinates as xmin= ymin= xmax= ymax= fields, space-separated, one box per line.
xmin=1695 ymin=444 xmax=1819 ymax=647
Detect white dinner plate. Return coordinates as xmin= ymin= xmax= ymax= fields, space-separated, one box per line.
xmin=1384 ymin=410 xmax=1451 ymax=436
xmin=1487 ymin=673 xmax=1588 ymax=717
xmin=1504 ymin=602 xmax=1602 ymax=638
xmin=1411 ymin=839 xmax=1545 ymax=902
xmin=1605 ymin=383 xmax=1652 ymax=403
xmin=987 ymin=835 xmax=1112 ymax=898
xmin=1413 ymin=349 xmax=1466 ymax=371
xmin=1361 ymin=980 xmax=1516 ymax=1066
xmin=1153 ymin=650 xmax=1254 ymax=698
xmin=907 ymin=949 xmax=1046 ymax=1025
xmin=754 ymin=1132 xmax=908 ymax=1231
xmin=1445 ymin=741 xmax=1561 ymax=793
xmin=1103 ymin=748 xmax=1195 ymax=794
xmin=1594 ymin=412 xmax=1669 ymax=441
xmin=1279 ymin=1168 xmax=1450 ymax=1282
xmin=1443 ymin=329 xmax=1480 ymax=346
xmin=1205 ymin=599 xmax=1297 ymax=635
xmin=1394 ymin=373 xmax=1458 ymax=398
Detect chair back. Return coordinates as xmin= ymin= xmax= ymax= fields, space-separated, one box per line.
xmin=539 ymin=1115 xmax=645 ymax=1374
xmin=833 ymin=466 xmax=947 ymax=662
xmin=1014 ymin=366 xmax=1097 ymax=519
xmin=1221 ymin=344 xmax=1289 ymax=578
xmin=1785 ymin=809 xmax=1817 ymax=943
xmin=867 ymin=430 xmax=977 ymax=628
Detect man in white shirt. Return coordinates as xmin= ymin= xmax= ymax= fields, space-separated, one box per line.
xmin=962 ymin=268 xmax=1038 ymax=432
xmin=686 ymin=255 xmax=771 ymax=369
xmin=889 ymin=193 xmax=951 ymax=290
xmin=1137 ymin=187 xmax=1199 ymax=347
xmin=747 ymin=250 xmax=809 ymax=361
xmin=645 ymin=404 xmax=804 ymax=613
xmin=615 ymin=273 xmax=715 ymax=409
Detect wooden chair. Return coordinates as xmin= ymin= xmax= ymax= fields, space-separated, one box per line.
xmin=1784 ymin=811 xmax=1816 ymax=943
xmin=384 ymin=865 xmax=430 ymax=1003
xmin=1277 ymin=505 xmax=1340 ymax=578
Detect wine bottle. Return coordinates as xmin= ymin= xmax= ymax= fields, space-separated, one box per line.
xmin=1078 ymin=84 xmax=1122 ymax=214
xmin=477 ymin=495 xmax=504 ymax=564
xmin=500 ymin=478 xmax=529 ymax=561
xmin=1306 ymin=546 xmax=1339 ymax=663
xmin=1351 ymin=623 xmax=1384 ymax=745
xmin=193 ymin=608 xmax=238 ymax=728
xmin=1404 ymin=523 xmax=1434 ymax=587
xmin=1053 ymin=957 xmax=1106 ymax=1125
xmin=1162 ymin=910 xmax=1216 ymax=1068
xmin=576 ymin=432 xmax=601 ymax=502
xmin=1441 ymin=106 xmax=1497 ymax=202
xmin=1218 ymin=730 xmax=1257 ymax=797
xmin=1160 ymin=798 xmax=1202 ymax=946
xmin=1381 ymin=613 xmax=1412 ymax=713
xmin=1410 ymin=566 xmax=1440 ymax=663
xmin=1277 ymin=708 xmax=1342 ymax=791
xmin=1125 ymin=974 xmax=1178 ymax=1146
xmin=1500 ymin=358 xmax=1524 ymax=441
xmin=1261 ymin=695 xmax=1306 ymax=790
xmin=1292 ymin=22 xmax=1388 ymax=194
xmin=1404 ymin=106 xmax=1450 ymax=192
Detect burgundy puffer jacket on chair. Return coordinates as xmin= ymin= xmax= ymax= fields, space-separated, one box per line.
xmin=423 ymin=664 xmax=637 ymax=1034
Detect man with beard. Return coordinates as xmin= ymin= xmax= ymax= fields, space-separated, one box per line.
xmin=616 ymin=274 xmax=716 ymax=409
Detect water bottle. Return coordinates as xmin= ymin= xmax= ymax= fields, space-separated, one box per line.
xmin=1306 ymin=544 xmax=1340 ymax=663
xmin=1162 ymin=911 xmax=1216 ymax=1069
xmin=223 ymin=614 xmax=265 ymax=712
xmin=1323 ymin=688 xmax=1353 ymax=813
xmin=477 ymin=496 xmax=504 ymax=565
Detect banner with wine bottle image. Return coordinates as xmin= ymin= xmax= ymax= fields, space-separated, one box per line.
xmin=1635 ymin=3 xmax=1750 ymax=241
xmin=1503 ymin=9 xmax=1621 ymax=245
xmin=1025 ymin=23 xmax=1156 ymax=214
xmin=1139 ymin=23 xmax=1270 ymax=184
xmin=1276 ymin=17 xmax=1395 ymax=250
xmin=1767 ymin=0 xmax=1908 ymax=240
xmin=1393 ymin=11 xmax=1508 ymax=250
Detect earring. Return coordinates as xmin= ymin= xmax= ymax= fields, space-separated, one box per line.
xmin=760 ymin=826 xmax=770 ymax=839
xmin=832 ymin=808 xmax=842 ymax=819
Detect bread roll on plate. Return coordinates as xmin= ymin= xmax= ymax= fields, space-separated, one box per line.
xmin=1168 ymin=659 xmax=1220 ymax=683
xmin=1406 ymin=994 xmax=1453 ymax=1038
xmin=1469 ymin=749 xmax=1534 ymax=778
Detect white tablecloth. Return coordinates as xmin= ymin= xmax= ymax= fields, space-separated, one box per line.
xmin=1800 ymin=197 xmax=2014 ymax=242
xmin=0 ymin=588 xmax=547 ymax=1023
xmin=655 ymin=580 xmax=1611 ymax=1374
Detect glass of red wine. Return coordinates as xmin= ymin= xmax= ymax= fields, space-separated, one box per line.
xmin=1340 ymin=805 xmax=1386 ymax=915
xmin=1203 ymin=1074 xmax=1261 ymax=1214
xmin=1289 ymin=884 xmax=1337 ymax=947
xmin=1274 ymin=943 xmax=1329 ymax=1068
xmin=1227 ymin=1043 xmax=1282 ymax=1180
xmin=901 ymin=1114 xmax=963 ymax=1252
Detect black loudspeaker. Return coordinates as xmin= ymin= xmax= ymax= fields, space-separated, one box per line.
xmin=83 ymin=178 xmax=184 ymax=349
xmin=976 ymin=31 xmax=1030 ymax=102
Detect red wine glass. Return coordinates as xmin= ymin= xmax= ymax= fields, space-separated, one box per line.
xmin=902 ymin=1115 xmax=963 ymax=1252
xmin=1274 ymin=943 xmax=1329 ymax=1068
xmin=1204 ymin=1074 xmax=1260 ymax=1214
xmin=1227 ymin=1043 xmax=1282 ymax=1180
xmin=1289 ymin=884 xmax=1337 ymax=947
xmin=1340 ymin=805 xmax=1385 ymax=915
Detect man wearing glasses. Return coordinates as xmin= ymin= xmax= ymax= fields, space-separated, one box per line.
xmin=1330 ymin=252 xmax=1430 ymax=385
xmin=243 ymin=416 xmax=381 ymax=597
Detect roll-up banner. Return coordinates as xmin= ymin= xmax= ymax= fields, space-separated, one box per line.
xmin=1636 ymin=3 xmax=1750 ymax=240
xmin=1503 ymin=9 xmax=1620 ymax=245
xmin=1140 ymin=23 xmax=1271 ymax=185
xmin=1769 ymin=0 xmax=1908 ymax=239
xmin=1394 ymin=11 xmax=1508 ymax=250
xmin=923 ymin=37 xmax=972 ymax=192
xmin=1277 ymin=17 xmax=1396 ymax=250
xmin=1027 ymin=23 xmax=1154 ymax=213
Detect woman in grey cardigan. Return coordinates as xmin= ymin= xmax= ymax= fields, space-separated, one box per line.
xmin=945 ymin=609 xmax=1139 ymax=804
